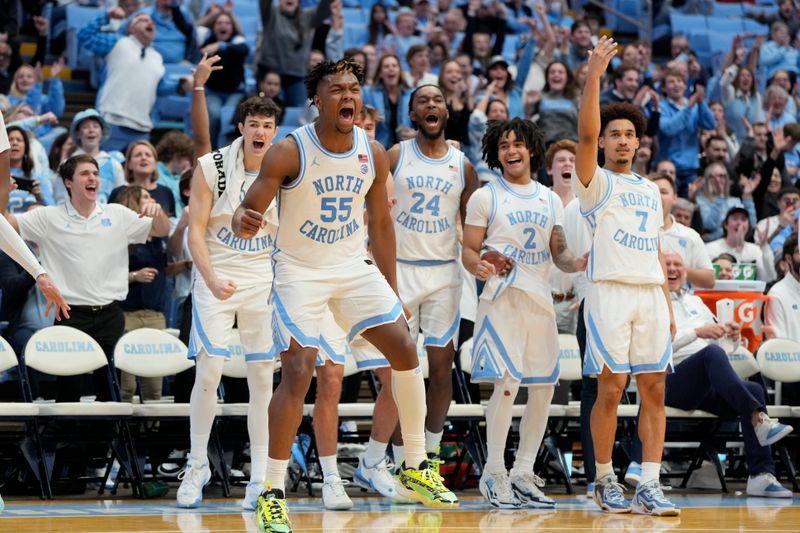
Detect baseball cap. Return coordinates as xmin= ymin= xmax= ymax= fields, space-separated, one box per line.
xmin=723 ymin=206 xmax=749 ymax=223
xmin=487 ymin=55 xmax=509 ymax=70
xmin=70 ymin=108 xmax=111 ymax=144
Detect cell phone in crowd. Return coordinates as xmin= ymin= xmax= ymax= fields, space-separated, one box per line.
xmin=14 ymin=177 xmax=34 ymax=192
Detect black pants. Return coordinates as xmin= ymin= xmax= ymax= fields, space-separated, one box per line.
xmin=576 ymin=299 xmax=598 ymax=483
xmin=56 ymin=304 xmax=125 ymax=402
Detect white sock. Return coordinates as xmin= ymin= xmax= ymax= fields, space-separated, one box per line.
xmin=249 ymin=445 xmax=269 ymax=484
xmin=188 ymin=353 xmax=226 ymax=464
xmin=596 ymin=461 xmax=614 ymax=480
xmin=484 ymin=375 xmax=519 ymax=474
xmin=247 ymin=362 xmax=274 ymax=484
xmin=511 ymin=385 xmax=554 ymax=476
xmin=364 ymin=437 xmax=388 ymax=468
xmin=391 ymin=367 xmax=427 ymax=469
xmin=266 ymin=457 xmax=290 ymax=494
xmin=320 ymin=454 xmax=339 ymax=479
xmin=189 ymin=434 xmax=209 ymax=465
xmin=393 ymin=445 xmax=405 ymax=467
xmin=425 ymin=429 xmax=443 ymax=455
xmin=639 ymin=462 xmax=661 ymax=486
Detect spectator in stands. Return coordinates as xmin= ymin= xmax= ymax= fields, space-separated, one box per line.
xmin=455 ymin=51 xmax=481 ymax=97
xmin=47 ymin=131 xmax=74 ymax=175
xmin=0 ymin=41 xmax=13 ymax=95
xmin=439 ymin=59 xmax=472 ymax=148
xmin=468 ymin=98 xmax=506 ymax=183
xmin=767 ymin=69 xmax=797 ymax=116
xmin=8 ymin=61 xmax=66 ymax=148
xmin=113 ymin=185 xmax=167 ymax=402
xmin=706 ymin=206 xmax=775 ymax=282
xmin=439 ymin=8 xmax=465 ymax=53
xmin=367 ymin=3 xmax=393 ymax=46
xmin=696 ymin=162 xmax=757 ymax=242
xmin=382 ymin=7 xmax=427 ymax=70
xmin=747 ymin=0 xmax=800 ymax=37
xmin=4 ymin=154 xmax=170 ymax=401
xmin=461 ymin=3 xmax=506 ymax=74
xmin=257 ymin=0 xmax=333 ymax=106
xmin=363 ymin=54 xmax=413 ymax=148
xmin=720 ymin=62 xmax=763 ymax=143
xmin=755 ymin=187 xmax=800 ymax=255
xmin=78 ymin=9 xmax=191 ymax=152
xmin=651 ymin=172 xmax=715 ymax=288
xmin=627 ymin=251 xmax=794 ymax=498
xmin=528 ymin=60 xmax=579 ymax=145
xmin=760 ymin=21 xmax=799 ymax=80
xmin=712 ymin=253 xmax=736 ymax=280
xmin=114 ymin=140 xmax=176 ymax=217
xmin=600 ymin=62 xmax=660 ymax=137
xmin=657 ymin=68 xmax=716 ymax=197
xmin=404 ymin=44 xmax=438 ymax=87
xmin=61 ymin=109 xmax=125 ymax=205
xmin=704 ymin=104 xmax=739 ymax=165
xmin=196 ymin=10 xmax=249 ymax=147
xmin=672 ymin=197 xmax=696 ymax=228
xmin=559 ymin=20 xmax=592 ymax=71
xmin=155 ymin=130 xmax=193 ymax=216
xmin=632 ymin=135 xmax=653 ymax=176
xmin=764 ymin=85 xmax=796 ymax=134
xmin=670 ymin=33 xmax=690 ymax=62
xmin=139 ymin=0 xmax=197 ymax=64
xmin=476 ymin=55 xmax=524 ymax=119
xmin=6 ymin=125 xmax=54 ymax=213
xmin=699 ymin=133 xmax=734 ymax=177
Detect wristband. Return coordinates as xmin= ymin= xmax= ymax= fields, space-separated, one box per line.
xmin=193 ymin=86 xmax=205 ymax=91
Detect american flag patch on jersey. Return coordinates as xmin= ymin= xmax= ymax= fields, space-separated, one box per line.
xmin=358 ymin=154 xmax=369 ymax=163
xmin=448 ymin=164 xmax=458 ymax=172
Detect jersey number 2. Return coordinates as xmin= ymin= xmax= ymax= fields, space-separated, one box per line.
xmin=523 ymin=227 xmax=537 ymax=250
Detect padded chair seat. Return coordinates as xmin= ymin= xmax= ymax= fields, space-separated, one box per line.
xmin=132 ymin=403 xmax=217 ymax=417
xmin=665 ymin=407 xmax=716 ymax=418
xmin=220 ymin=403 xmax=248 ymax=417
xmin=792 ymin=407 xmax=800 ymax=418
xmin=447 ymin=404 xmax=485 ymax=418
xmin=36 ymin=402 xmax=133 ymax=417
xmin=616 ymin=404 xmax=640 ymax=417
xmin=0 ymin=402 xmax=39 ymax=417
xmin=565 ymin=403 xmax=581 ymax=417
xmin=548 ymin=404 xmax=568 ymax=417
xmin=767 ymin=405 xmax=793 ymax=418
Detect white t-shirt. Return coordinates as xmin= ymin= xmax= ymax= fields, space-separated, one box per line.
xmin=662 ymin=216 xmax=713 ymax=272
xmin=562 ymin=197 xmax=593 ymax=301
xmin=767 ymin=274 xmax=800 ymax=342
xmin=705 ymin=238 xmax=773 ymax=282
xmin=0 ymin=113 xmax=9 ymax=152
xmin=16 ymin=202 xmax=152 ymax=306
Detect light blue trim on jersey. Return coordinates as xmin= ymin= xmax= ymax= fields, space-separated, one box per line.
xmin=246 ymin=351 xmax=278 ymax=363
xmin=496 ymin=176 xmax=541 ymax=199
xmin=630 ymin=334 xmax=674 ymax=374
xmin=472 ymin=317 xmax=519 ymax=381
xmin=397 ymin=258 xmax=456 ymax=266
xmin=347 ymin=301 xmax=404 ymax=343
xmin=615 ymin=170 xmax=646 ymax=185
xmin=488 ymin=184 xmax=498 ymax=227
xmin=458 ymin=151 xmax=465 ymax=189
xmin=394 ymin=140 xmax=406 ymax=174
xmin=521 ymin=359 xmax=560 ymax=385
xmin=307 ymin=124 xmax=359 ymax=159
xmin=188 ymin=303 xmax=231 ymax=359
xmin=587 ymin=243 xmax=595 ymax=281
xmin=423 ymin=313 xmax=461 ymax=347
xmin=583 ymin=311 xmax=631 ymax=375
xmin=410 ymin=138 xmax=455 ymax=166
xmin=284 ymin=130 xmax=305 ymax=190
xmin=356 ymin=357 xmax=390 ymax=370
xmin=244 ymin=170 xmax=259 ymax=179
xmin=316 ymin=336 xmax=347 ymax=366
xmin=580 ymin=169 xmax=614 ymax=218
xmin=488 ymin=266 xmax=518 ymax=302
xmin=271 ymin=290 xmax=321 ymax=349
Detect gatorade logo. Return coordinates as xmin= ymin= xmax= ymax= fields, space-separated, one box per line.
xmin=736 ymin=301 xmax=757 ymax=325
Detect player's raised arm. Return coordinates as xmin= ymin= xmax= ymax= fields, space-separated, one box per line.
xmin=232 ymin=137 xmax=299 ymax=238
xmin=365 ymin=139 xmax=399 ymax=294
xmin=576 ymin=36 xmax=618 ymax=187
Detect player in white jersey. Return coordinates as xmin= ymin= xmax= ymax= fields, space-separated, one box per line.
xmin=463 ymin=118 xmax=587 ymax=509
xmin=232 ymin=60 xmax=457 ymax=533
xmin=575 ymin=37 xmax=678 ymax=516
xmin=178 ymin=57 xmax=281 ymax=510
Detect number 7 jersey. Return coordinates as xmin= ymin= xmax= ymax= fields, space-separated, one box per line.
xmin=393 ymin=139 xmax=465 ymax=263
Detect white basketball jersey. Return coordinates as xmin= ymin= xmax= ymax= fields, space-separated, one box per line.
xmin=576 ymin=167 xmax=664 ymax=286
xmin=276 ymin=124 xmax=374 ymax=267
xmin=198 ymin=139 xmax=277 ymax=287
xmin=481 ymin=179 xmax=563 ymax=312
xmin=392 ymin=139 xmax=465 ymax=264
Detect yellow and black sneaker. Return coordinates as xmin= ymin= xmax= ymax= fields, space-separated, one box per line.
xmin=396 ymin=459 xmax=459 ymax=509
xmin=255 ymin=485 xmax=292 ymax=533
xmin=427 ymin=449 xmax=444 ymax=478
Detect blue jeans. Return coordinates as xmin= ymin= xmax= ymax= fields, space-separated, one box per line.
xmin=205 ymin=90 xmax=243 ymax=149
xmin=102 ymin=124 xmax=149 ymax=153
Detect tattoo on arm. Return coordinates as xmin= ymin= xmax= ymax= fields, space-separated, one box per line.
xmin=551 ymin=225 xmax=578 ymax=273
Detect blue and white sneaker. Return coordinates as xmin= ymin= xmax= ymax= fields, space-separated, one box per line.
xmin=593 ymin=474 xmax=631 ymax=513
xmin=754 ymin=413 xmax=793 ymax=447
xmin=586 ymin=482 xmax=595 ymax=498
xmin=631 ymin=480 xmax=680 ymax=516
xmin=176 ymin=458 xmax=211 ymax=508
xmin=509 ymin=472 xmax=555 ymax=508
xmin=479 ymin=470 xmax=522 ymax=509
xmin=747 ymin=472 xmax=793 ymax=498
xmin=624 ymin=461 xmax=641 ymax=486
xmin=242 ymin=481 xmax=264 ymax=510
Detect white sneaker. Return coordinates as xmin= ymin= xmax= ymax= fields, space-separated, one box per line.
xmin=176 ymin=458 xmax=211 ymax=508
xmin=746 ymin=472 xmax=793 ymax=498
xmin=354 ymin=456 xmax=413 ymax=502
xmin=157 ymin=449 xmax=186 ymax=478
xmin=624 ymin=461 xmax=641 ymax=486
xmin=242 ymin=480 xmax=264 ymax=510
xmin=754 ymin=413 xmax=793 ymax=447
xmin=322 ymin=474 xmax=354 ymax=510
xmin=479 ymin=469 xmax=522 ymax=509
xmin=509 ymin=471 xmax=555 ymax=508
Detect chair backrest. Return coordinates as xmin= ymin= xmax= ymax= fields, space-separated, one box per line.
xmin=558 ymin=334 xmax=582 ymax=382
xmin=756 ymin=338 xmax=800 ymax=383
xmin=114 ymin=328 xmax=193 ymax=378
xmin=416 ymin=336 xmax=430 ymax=379
xmin=727 ymin=346 xmax=761 ymax=379
xmin=25 ymin=326 xmax=107 ymax=376
xmin=0 ymin=335 xmax=18 ymax=373
xmin=221 ymin=329 xmax=248 ymax=379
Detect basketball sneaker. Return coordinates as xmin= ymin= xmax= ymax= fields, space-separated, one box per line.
xmin=354 ymin=456 xmax=412 ymax=502
xmin=176 ymin=458 xmax=211 ymax=508
xmin=592 ymin=474 xmax=631 ymax=513
xmin=509 ymin=471 xmax=555 ymax=508
xmin=255 ymin=485 xmax=292 ymax=533
xmin=746 ymin=472 xmax=793 ymax=498
xmin=624 ymin=461 xmax=642 ymax=486
xmin=631 ymin=480 xmax=680 ymax=516
xmin=427 ymin=450 xmax=443 ymax=477
xmin=754 ymin=413 xmax=793 ymax=447
xmin=396 ymin=459 xmax=459 ymax=508
xmin=322 ymin=474 xmax=354 ymax=510
xmin=479 ymin=469 xmax=522 ymax=509
xmin=243 ymin=481 xmax=265 ymax=510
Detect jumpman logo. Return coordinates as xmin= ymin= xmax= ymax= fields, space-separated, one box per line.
xmin=311 ymin=156 xmax=320 ymax=167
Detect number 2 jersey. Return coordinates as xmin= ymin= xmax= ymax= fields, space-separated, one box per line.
xmin=573 ymin=166 xmax=665 ymax=286
xmin=276 ymin=124 xmax=375 ymax=267
xmin=392 ymin=139 xmax=465 ymax=264
xmin=465 ymin=178 xmax=563 ymax=314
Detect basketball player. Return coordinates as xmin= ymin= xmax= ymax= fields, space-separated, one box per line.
xmin=575 ymin=37 xmax=678 ymax=516
xmin=232 ymin=60 xmax=457 ymax=532
xmin=178 ymin=57 xmax=281 ymax=510
xmin=463 ymin=118 xmax=587 ymax=508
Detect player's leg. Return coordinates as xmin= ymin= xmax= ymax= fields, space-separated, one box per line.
xmin=590 ymin=368 xmax=629 ymax=512
xmin=244 ymin=361 xmax=274 ymax=510
xmin=510 ymin=384 xmax=556 ymax=508
xmin=481 ymin=372 xmax=522 ymax=508
xmin=424 ymin=341 xmax=455 ymax=458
